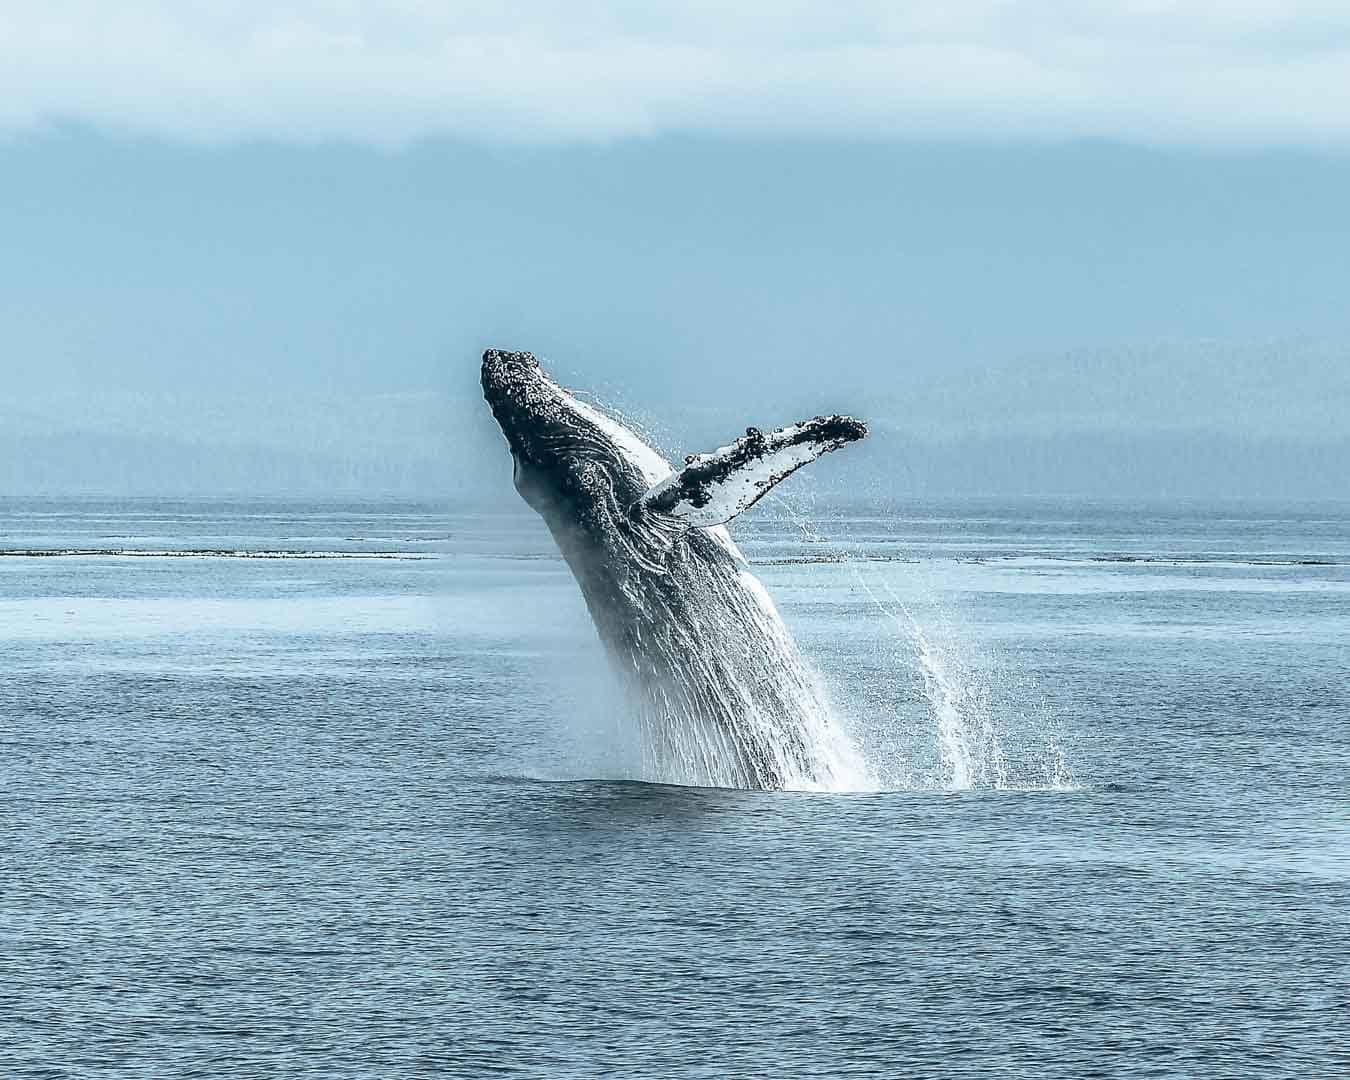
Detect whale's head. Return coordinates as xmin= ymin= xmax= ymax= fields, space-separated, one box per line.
xmin=481 ymin=349 xmax=667 ymax=540
xmin=482 ymin=345 xmax=868 ymax=580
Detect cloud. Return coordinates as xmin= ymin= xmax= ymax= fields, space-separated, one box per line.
xmin=2 ymin=2 xmax=1350 ymax=146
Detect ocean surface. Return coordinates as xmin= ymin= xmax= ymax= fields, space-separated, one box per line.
xmin=2 ymin=495 xmax=1348 ymax=1078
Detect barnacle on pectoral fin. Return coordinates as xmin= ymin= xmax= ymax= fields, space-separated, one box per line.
xmin=635 ymin=414 xmax=867 ymax=528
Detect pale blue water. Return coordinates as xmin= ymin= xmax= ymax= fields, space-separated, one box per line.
xmin=2 ymin=496 xmax=1348 ymax=1078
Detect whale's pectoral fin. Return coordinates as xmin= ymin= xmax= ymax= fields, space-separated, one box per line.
xmin=637 ymin=415 xmax=867 ymax=528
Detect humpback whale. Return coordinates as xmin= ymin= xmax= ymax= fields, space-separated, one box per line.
xmin=481 ymin=349 xmax=869 ymax=790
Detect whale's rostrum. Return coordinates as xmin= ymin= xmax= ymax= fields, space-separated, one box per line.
xmin=481 ymin=348 xmax=870 ymax=790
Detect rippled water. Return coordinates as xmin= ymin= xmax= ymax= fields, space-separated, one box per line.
xmin=3 ymin=496 xmax=1348 ymax=1077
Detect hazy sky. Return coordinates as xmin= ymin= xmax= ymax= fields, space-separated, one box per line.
xmin=2 ymin=3 xmax=1348 ymax=495
xmin=6 ymin=3 xmax=1350 ymax=145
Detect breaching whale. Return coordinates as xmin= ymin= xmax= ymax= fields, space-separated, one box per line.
xmin=481 ymin=349 xmax=869 ymax=790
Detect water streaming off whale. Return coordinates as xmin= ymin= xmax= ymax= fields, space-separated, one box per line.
xmin=575 ymin=521 xmax=1079 ymax=794
xmin=613 ymin=550 xmax=874 ymax=791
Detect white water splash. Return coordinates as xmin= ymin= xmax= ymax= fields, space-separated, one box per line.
xmin=539 ymin=397 xmax=1075 ymax=794
xmin=771 ymin=495 xmax=1077 ymax=793
xmin=611 ymin=559 xmax=876 ymax=794
xmin=856 ymin=569 xmax=1076 ymax=792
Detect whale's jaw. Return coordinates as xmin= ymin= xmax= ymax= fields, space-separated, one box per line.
xmin=480 ymin=347 xmax=657 ymax=586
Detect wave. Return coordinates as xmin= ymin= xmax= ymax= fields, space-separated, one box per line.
xmin=754 ymin=552 xmax=1343 ymax=568
xmin=1029 ymin=554 xmax=1343 ymax=568
xmin=0 ymin=548 xmax=429 ymax=560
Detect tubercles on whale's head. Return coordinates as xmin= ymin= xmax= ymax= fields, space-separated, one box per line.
xmin=480 ymin=348 xmax=652 ymax=529
xmin=480 ymin=348 xmax=542 ymax=423
xmin=480 ymin=349 xmax=565 ymax=459
xmin=481 ymin=348 xmax=539 ymax=383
